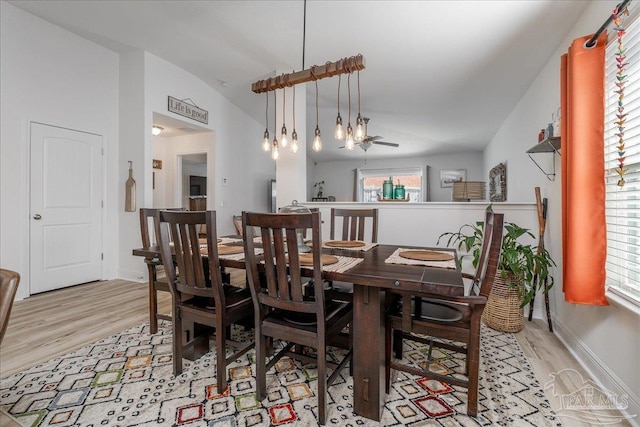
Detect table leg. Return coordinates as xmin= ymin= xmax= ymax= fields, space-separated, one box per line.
xmin=352 ymin=284 xmax=385 ymax=421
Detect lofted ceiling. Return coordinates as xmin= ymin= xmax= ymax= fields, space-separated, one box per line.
xmin=10 ymin=0 xmax=590 ymax=162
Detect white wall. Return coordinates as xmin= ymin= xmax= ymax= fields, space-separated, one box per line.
xmin=0 ymin=2 xmax=120 ymax=300
xmin=484 ymin=1 xmax=639 ymax=420
xmin=311 ymin=151 xmax=484 ymax=202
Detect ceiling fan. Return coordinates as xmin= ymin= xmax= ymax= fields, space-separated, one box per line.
xmin=358 ymin=117 xmax=399 ymax=151
xmin=339 ymin=117 xmax=399 ymax=151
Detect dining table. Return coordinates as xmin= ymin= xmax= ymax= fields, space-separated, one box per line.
xmin=132 ymin=236 xmax=464 ymax=422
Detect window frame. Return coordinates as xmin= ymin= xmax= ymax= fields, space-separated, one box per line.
xmin=355 ymin=167 xmax=425 ymax=202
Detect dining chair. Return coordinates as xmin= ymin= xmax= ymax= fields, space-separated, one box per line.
xmin=0 ymin=269 xmax=20 ymax=347
xmin=139 ymin=207 xmax=186 ymax=334
xmin=330 ymin=208 xmax=378 ymax=243
xmin=232 ymin=215 xmax=243 ymax=236
xmin=384 ymin=211 xmax=504 ymax=417
xmin=158 ymin=210 xmax=254 ymax=393
xmin=242 ymin=211 xmax=353 ymax=425
xmin=325 ymin=208 xmax=379 ymax=302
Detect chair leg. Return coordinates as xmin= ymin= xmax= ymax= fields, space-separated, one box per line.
xmin=466 ymin=335 xmax=480 ymax=417
xmin=173 ymin=310 xmax=183 ymax=376
xmin=393 ymin=329 xmax=403 ymax=359
xmin=256 ymin=329 xmax=267 ymax=401
xmin=317 ymin=339 xmax=327 ymax=425
xmin=148 ymin=264 xmax=158 ymax=334
xmin=216 ymin=321 xmax=228 ymax=394
xmin=385 ymin=323 xmax=392 ymax=394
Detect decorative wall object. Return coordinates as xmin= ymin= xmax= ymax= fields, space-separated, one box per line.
xmin=440 ymin=169 xmax=466 ymax=188
xmin=125 ymin=161 xmax=136 ymax=212
xmin=489 ymin=163 xmax=507 ymax=202
xmin=152 ymin=159 xmax=162 ymax=169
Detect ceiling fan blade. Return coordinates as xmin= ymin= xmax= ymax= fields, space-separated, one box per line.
xmin=365 ymin=135 xmax=383 ymax=141
xmin=372 ymin=141 xmax=399 ymax=147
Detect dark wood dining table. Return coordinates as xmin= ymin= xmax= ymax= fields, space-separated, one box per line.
xmin=132 ymin=238 xmax=464 ymax=422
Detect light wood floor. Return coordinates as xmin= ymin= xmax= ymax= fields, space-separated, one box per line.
xmin=0 ymin=276 xmax=632 ymax=426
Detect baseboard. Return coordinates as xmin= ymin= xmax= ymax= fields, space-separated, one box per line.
xmin=554 ymin=317 xmax=639 ymax=426
xmin=118 ymin=268 xmax=147 ymax=283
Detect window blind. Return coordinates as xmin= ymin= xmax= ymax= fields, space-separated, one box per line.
xmin=604 ymin=3 xmax=640 ymax=304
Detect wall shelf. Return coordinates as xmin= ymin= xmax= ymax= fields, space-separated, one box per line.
xmin=526 ymin=137 xmax=561 ymax=180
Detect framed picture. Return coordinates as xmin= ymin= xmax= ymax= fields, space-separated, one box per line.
xmin=152 ymin=159 xmax=162 ymax=169
xmin=440 ymin=169 xmax=466 ymax=188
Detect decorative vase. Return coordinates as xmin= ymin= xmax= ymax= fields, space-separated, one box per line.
xmin=482 ymin=269 xmax=524 ymax=333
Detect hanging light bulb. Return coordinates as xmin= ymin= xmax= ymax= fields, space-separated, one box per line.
xmin=345 ymin=73 xmax=354 ymax=150
xmin=262 ymin=129 xmax=271 ymax=152
xmin=272 ymin=139 xmax=280 ymax=160
xmin=334 ymin=75 xmax=344 ymax=140
xmin=290 ymin=85 xmax=299 ymax=154
xmin=345 ymin=125 xmax=355 ymax=150
xmin=312 ymin=126 xmax=322 ymax=152
xmin=280 ymin=86 xmax=288 ymax=147
xmin=291 ymin=130 xmax=299 ymax=153
xmin=354 ymin=70 xmax=365 ymax=141
xmin=262 ymin=93 xmax=270 ymax=152
xmin=312 ymin=79 xmax=322 ymax=152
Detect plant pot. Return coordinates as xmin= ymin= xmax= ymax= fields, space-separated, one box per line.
xmin=482 ymin=269 xmax=524 ymax=333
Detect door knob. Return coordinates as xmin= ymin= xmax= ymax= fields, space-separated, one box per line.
xmin=33 ymin=214 xmax=42 ymax=220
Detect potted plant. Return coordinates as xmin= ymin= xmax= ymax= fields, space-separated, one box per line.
xmin=437 ymin=207 xmax=555 ymax=332
xmin=314 ymin=180 xmax=325 ymax=198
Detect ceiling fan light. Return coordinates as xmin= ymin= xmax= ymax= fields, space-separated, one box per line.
xmin=355 ymin=114 xmax=365 ymax=141
xmin=334 ymin=113 xmax=344 ymax=140
xmin=152 ymin=125 xmax=163 ymax=136
xmin=312 ymin=126 xmax=322 ymax=152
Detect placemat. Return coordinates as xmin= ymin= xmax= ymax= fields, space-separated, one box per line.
xmin=385 ymin=248 xmax=456 ymax=269
xmin=219 ymin=247 xmax=263 ymax=261
xmin=322 ymin=241 xmax=378 ymax=252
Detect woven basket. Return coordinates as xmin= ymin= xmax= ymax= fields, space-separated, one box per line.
xmin=482 ymin=269 xmax=524 ymax=333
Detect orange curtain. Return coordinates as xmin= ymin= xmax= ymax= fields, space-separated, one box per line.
xmin=561 ymin=33 xmax=609 ymax=305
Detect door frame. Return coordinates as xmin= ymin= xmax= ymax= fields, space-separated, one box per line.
xmin=27 ymin=120 xmax=106 ymax=297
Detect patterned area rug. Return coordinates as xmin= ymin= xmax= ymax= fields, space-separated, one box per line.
xmin=0 ymin=322 xmax=561 ymax=426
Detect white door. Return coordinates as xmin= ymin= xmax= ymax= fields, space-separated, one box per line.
xmin=30 ymin=123 xmax=103 ymax=294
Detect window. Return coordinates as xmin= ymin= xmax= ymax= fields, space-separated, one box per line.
xmin=356 ymin=167 xmax=424 ymax=202
xmin=604 ymin=6 xmax=640 ymax=304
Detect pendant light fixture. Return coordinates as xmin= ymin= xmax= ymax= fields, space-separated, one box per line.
xmin=280 ymin=85 xmax=288 ymax=147
xmin=354 ymin=70 xmax=365 ymax=141
xmin=291 ymin=84 xmax=299 ymax=154
xmin=334 ymin=75 xmax=344 ymax=140
xmin=312 ymin=79 xmax=322 ymax=152
xmin=345 ymin=73 xmax=355 ymax=150
xmin=272 ymin=91 xmax=279 ymax=160
xmin=262 ymin=93 xmax=271 ymax=152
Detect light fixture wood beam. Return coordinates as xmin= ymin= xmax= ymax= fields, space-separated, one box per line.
xmin=251 ymin=54 xmax=365 ymax=94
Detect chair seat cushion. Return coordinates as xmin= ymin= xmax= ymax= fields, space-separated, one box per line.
xmin=388 ymin=295 xmax=467 ymax=323
xmin=182 ymin=286 xmax=252 ymax=313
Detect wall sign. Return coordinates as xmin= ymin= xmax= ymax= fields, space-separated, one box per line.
xmin=168 ymin=96 xmax=208 ymax=124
